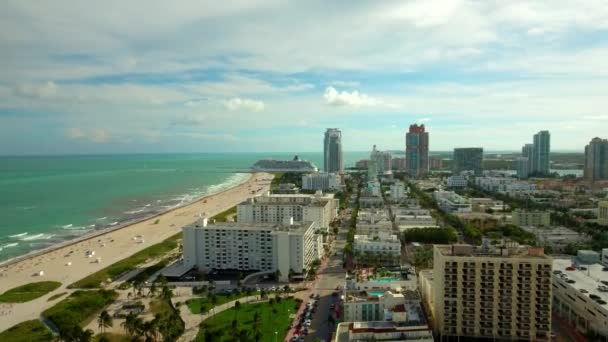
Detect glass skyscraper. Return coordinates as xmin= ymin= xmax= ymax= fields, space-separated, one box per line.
xmin=405 ymin=124 xmax=429 ymax=178
xmin=533 ymin=130 xmax=551 ymax=175
xmin=323 ymin=128 xmax=343 ymax=173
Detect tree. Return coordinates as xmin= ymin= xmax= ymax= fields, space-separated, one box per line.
xmin=210 ymin=294 xmax=218 ymax=315
xmin=275 ymin=269 xmax=282 ymax=282
xmin=161 ymin=285 xmax=173 ymax=301
xmin=97 ymin=310 xmax=113 ymax=334
xmin=121 ymin=312 xmax=138 ymax=337
xmin=234 ymin=300 xmax=241 ymax=321
xmin=149 ymin=281 xmax=157 ymax=297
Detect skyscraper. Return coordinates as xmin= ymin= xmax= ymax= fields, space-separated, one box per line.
xmin=522 ymin=144 xmax=534 ymax=176
xmin=324 ymin=128 xmax=343 ymax=173
xmin=370 ymin=145 xmax=392 ymax=175
xmin=405 ymin=124 xmax=429 ymax=178
xmin=532 ymin=131 xmax=550 ymax=175
xmin=515 ymin=157 xmax=530 ymax=180
xmin=584 ymin=137 xmax=608 ymax=182
xmin=453 ymin=148 xmax=483 ymax=176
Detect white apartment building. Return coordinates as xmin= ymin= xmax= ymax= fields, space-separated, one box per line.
xmin=391 ymin=207 xmax=431 ymax=216
xmin=471 ymin=198 xmax=507 ymax=212
xmin=354 ymin=233 xmax=401 ymax=257
xmin=357 ymin=209 xmax=391 ymax=223
xmin=553 ymin=259 xmax=608 ymax=338
xmin=182 ymin=219 xmax=321 ymax=282
xmin=389 ymin=181 xmax=406 ymax=201
xmin=512 ymin=209 xmax=551 ymax=227
xmin=430 ymin=244 xmax=552 ymax=341
xmin=302 ymin=172 xmax=342 ymax=191
xmin=344 ymin=290 xmax=410 ymax=322
xmin=359 ymin=195 xmax=384 ymax=208
xmin=433 ymin=190 xmax=472 ymax=213
xmin=395 ymin=215 xmax=439 ymax=232
xmin=335 ymin=321 xmax=434 ymax=342
xmin=600 ymin=201 xmax=608 ymax=226
xmin=356 ymin=221 xmax=394 ymax=236
xmin=236 ymin=192 xmax=337 ymax=232
xmin=447 ymin=175 xmax=468 ymax=188
xmin=520 ymin=226 xmax=590 ymax=252
xmin=476 ymin=176 xmax=536 ymax=196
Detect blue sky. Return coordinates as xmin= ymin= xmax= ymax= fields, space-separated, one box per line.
xmin=1 ymin=0 xmax=608 ymax=155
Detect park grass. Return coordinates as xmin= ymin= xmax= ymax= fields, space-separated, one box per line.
xmin=68 ymin=233 xmax=181 ymax=288
xmin=211 ymin=206 xmax=237 ymax=222
xmin=0 ymin=319 xmax=54 ymax=342
xmin=196 ymin=298 xmax=299 ymax=342
xmin=0 ymin=281 xmax=61 ymax=303
xmin=43 ymin=290 xmax=117 ymax=334
xmin=186 ymin=292 xmax=250 ymax=314
xmin=47 ymin=292 xmax=67 ymax=301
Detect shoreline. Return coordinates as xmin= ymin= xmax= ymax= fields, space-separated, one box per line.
xmin=0 ymin=172 xmax=272 ymax=331
xmin=0 ymin=173 xmax=253 ymax=268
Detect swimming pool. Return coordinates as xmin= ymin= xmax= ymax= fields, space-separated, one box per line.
xmin=375 ymin=277 xmax=397 ymax=282
xmin=370 ymin=291 xmax=385 ymax=297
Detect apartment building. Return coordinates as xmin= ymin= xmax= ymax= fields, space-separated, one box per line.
xmin=600 ymin=201 xmax=608 ymax=226
xmin=447 ymin=175 xmax=468 ymax=188
xmin=389 ymin=181 xmax=406 ymax=201
xmin=395 ymin=214 xmax=438 ymax=231
xmin=511 ymin=209 xmax=551 ymax=227
xmin=354 ymin=232 xmax=401 ymax=257
xmin=433 ymin=190 xmax=472 ymax=213
xmin=302 ymin=172 xmax=342 ymax=191
xmin=431 ymin=244 xmax=552 ymax=341
xmin=182 ymin=219 xmax=321 ymax=282
xmin=476 ymin=176 xmax=536 ymax=196
xmin=553 ymin=259 xmax=608 ymax=338
xmin=236 ymin=192 xmax=338 ymax=232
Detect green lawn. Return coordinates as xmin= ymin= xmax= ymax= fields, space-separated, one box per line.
xmin=69 ymin=233 xmax=181 ymax=288
xmin=186 ymin=292 xmax=251 ymax=314
xmin=195 ymin=298 xmax=300 ymax=342
xmin=0 ymin=319 xmax=54 ymax=342
xmin=94 ymin=333 xmax=131 ymax=342
xmin=211 ymin=206 xmax=237 ymax=222
xmin=0 ymin=281 xmax=61 ymax=303
xmin=43 ymin=290 xmax=117 ymax=334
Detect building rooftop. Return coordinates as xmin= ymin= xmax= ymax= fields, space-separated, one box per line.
xmin=436 ymin=244 xmax=551 ymax=259
xmin=186 ymin=219 xmax=315 ymax=233
xmin=553 ymin=259 xmax=608 ymax=310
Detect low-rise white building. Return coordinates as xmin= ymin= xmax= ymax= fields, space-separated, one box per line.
xmin=395 ymin=215 xmax=439 ymax=231
xmin=302 ymin=172 xmax=342 ymax=191
xmin=512 ymin=209 xmax=551 ymax=227
xmin=553 ymin=259 xmax=608 ymax=338
xmin=520 ymin=226 xmax=590 ymax=252
xmin=433 ymin=190 xmax=472 ymax=213
xmin=354 ymin=233 xmax=401 ymax=257
xmin=475 ymin=176 xmax=536 ymax=196
xmin=359 ymin=195 xmax=384 ymax=208
xmin=236 ymin=192 xmax=337 ymax=232
xmin=182 ymin=218 xmax=321 ymax=282
xmin=389 ymin=181 xmax=407 ymax=201
xmin=356 ymin=221 xmax=394 ymax=236
xmin=470 ymin=198 xmax=508 ymax=212
xmin=446 ymin=175 xmax=468 ymax=188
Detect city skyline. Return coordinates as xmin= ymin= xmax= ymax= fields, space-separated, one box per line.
xmin=2 ymin=1 xmax=608 ymax=155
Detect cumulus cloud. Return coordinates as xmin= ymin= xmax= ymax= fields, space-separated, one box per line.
xmin=417 ymin=117 xmax=431 ymax=123
xmin=323 ymin=86 xmax=381 ymax=107
xmin=223 ymin=98 xmax=265 ymax=112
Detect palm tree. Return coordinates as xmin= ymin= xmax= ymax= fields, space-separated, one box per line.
xmin=275 ymin=269 xmax=282 ymax=282
xmin=161 ymin=285 xmax=173 ymax=301
xmin=97 ymin=310 xmax=113 ymax=334
xmin=97 ymin=335 xmax=110 ymax=342
xmin=209 ymin=294 xmax=218 ymax=315
xmin=234 ymin=300 xmax=241 ymax=321
xmin=149 ymin=281 xmax=157 ymax=297
xmin=80 ymin=329 xmax=94 ymax=342
xmin=121 ymin=312 xmax=137 ymax=337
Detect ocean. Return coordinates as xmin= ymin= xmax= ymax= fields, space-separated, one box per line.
xmin=0 ymin=152 xmax=367 ymax=262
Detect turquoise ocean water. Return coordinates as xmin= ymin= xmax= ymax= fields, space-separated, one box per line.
xmin=0 ymin=152 xmax=367 ymax=262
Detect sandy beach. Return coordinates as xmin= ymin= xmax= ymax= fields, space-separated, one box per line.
xmin=0 ymin=172 xmax=272 ymax=331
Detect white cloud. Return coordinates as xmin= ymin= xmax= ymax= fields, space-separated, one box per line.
xmin=14 ymin=81 xmax=57 ymax=98
xmin=224 ymin=98 xmax=265 ymax=112
xmin=323 ymin=86 xmax=381 ymax=107
xmin=417 ymin=117 xmax=431 ymax=123
xmin=65 ymin=128 xmax=109 ymax=143
xmin=331 ymin=81 xmax=360 ymax=87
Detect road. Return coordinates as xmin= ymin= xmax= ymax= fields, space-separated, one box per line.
xmin=302 ymin=231 xmax=347 ymax=342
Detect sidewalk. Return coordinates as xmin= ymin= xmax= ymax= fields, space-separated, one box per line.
xmin=177 ymin=293 xmax=279 ymax=342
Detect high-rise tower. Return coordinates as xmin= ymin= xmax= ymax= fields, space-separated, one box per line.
xmin=532 ymin=131 xmax=550 ymax=175
xmin=405 ymin=124 xmax=429 ymax=178
xmin=584 ymin=137 xmax=608 ymax=182
xmin=453 ymin=148 xmax=483 ymax=176
xmin=324 ymin=128 xmax=343 ymax=173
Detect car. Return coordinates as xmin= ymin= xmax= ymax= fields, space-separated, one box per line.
xmin=603 ymin=267 xmax=608 ymax=272
xmin=580 ymin=266 xmax=588 ymax=271
xmin=566 ymin=279 xmax=576 ymax=284
xmin=598 ymin=300 xmax=608 ymax=305
xmin=590 ymin=294 xmax=601 ymax=300
xmin=291 ymin=336 xmax=299 ymax=342
xmin=553 ymin=270 xmax=562 ymax=274
xmin=315 ymin=294 xmax=320 ymax=299
xmin=602 ymin=280 xmax=608 ymax=286
xmin=566 ymin=266 xmax=576 ymax=271
xmin=304 ymin=320 xmax=312 ymax=327
xmin=580 ymin=289 xmax=589 ymax=293
xmin=309 ymin=293 xmax=315 ymax=299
